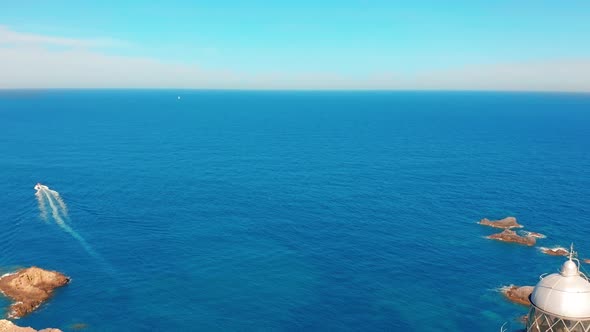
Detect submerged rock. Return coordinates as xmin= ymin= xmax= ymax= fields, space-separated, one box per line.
xmin=69 ymin=324 xmax=87 ymax=330
xmin=487 ymin=229 xmax=536 ymax=246
xmin=0 ymin=319 xmax=61 ymax=332
xmin=539 ymin=247 xmax=569 ymax=256
xmin=479 ymin=217 xmax=523 ymax=229
xmin=502 ymin=285 xmax=534 ymax=306
xmin=0 ymin=267 xmax=69 ymax=318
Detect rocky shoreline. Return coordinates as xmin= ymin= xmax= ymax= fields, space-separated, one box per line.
xmin=501 ymin=285 xmax=534 ymax=306
xmin=0 ymin=319 xmax=61 ymax=332
xmin=479 ymin=215 xmax=590 ymax=327
xmin=0 ymin=267 xmax=69 ymax=319
xmin=479 ymin=216 xmax=542 ymax=246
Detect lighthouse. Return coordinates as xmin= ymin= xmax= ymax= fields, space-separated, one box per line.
xmin=526 ymin=246 xmax=590 ymax=331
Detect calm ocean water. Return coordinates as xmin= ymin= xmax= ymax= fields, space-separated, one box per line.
xmin=0 ymin=90 xmax=589 ymax=331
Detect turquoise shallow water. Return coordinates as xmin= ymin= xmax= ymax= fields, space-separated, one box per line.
xmin=0 ymin=90 xmax=589 ymax=331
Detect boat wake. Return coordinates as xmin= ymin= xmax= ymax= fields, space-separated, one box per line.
xmin=34 ymin=183 xmax=98 ymax=259
xmin=35 ymin=189 xmax=48 ymax=222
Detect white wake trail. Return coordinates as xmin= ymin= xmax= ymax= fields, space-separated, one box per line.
xmin=37 ymin=186 xmax=99 ymax=259
xmin=41 ymin=189 xmax=67 ymax=226
xmin=35 ymin=190 xmax=48 ymax=221
xmin=46 ymin=188 xmax=68 ymax=216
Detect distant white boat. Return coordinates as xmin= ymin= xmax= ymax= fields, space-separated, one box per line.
xmin=177 ymin=96 xmax=181 ymax=100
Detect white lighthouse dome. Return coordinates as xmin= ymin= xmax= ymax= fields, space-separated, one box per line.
xmin=530 ymin=259 xmax=590 ymax=319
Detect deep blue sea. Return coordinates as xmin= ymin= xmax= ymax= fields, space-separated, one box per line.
xmin=0 ymin=90 xmax=589 ymax=331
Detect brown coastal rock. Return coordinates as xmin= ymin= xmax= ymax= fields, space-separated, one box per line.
xmin=539 ymin=247 xmax=569 ymax=256
xmin=0 ymin=267 xmax=69 ymax=318
xmin=487 ymin=229 xmax=536 ymax=246
xmin=0 ymin=319 xmax=61 ymax=332
xmin=502 ymin=285 xmax=534 ymax=306
xmin=479 ymin=217 xmax=523 ymax=229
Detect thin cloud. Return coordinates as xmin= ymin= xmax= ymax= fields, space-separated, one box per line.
xmin=0 ymin=25 xmax=125 ymax=48
xmin=0 ymin=26 xmax=589 ymax=91
xmin=362 ymin=60 xmax=590 ymax=92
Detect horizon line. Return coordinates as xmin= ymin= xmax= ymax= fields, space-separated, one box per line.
xmin=1 ymin=87 xmax=589 ymax=95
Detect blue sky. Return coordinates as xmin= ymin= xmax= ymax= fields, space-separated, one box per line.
xmin=1 ymin=1 xmax=590 ymax=90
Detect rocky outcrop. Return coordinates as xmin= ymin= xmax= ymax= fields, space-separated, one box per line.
xmin=539 ymin=247 xmax=569 ymax=256
xmin=0 ymin=320 xmax=61 ymax=332
xmin=487 ymin=229 xmax=536 ymax=246
xmin=502 ymin=285 xmax=534 ymax=306
xmin=0 ymin=267 xmax=69 ymax=318
xmin=520 ymin=231 xmax=546 ymax=239
xmin=479 ymin=217 xmax=523 ymax=229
